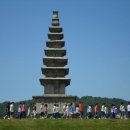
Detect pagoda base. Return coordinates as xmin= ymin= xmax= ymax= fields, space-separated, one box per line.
xmin=32 ymin=95 xmax=77 ymax=114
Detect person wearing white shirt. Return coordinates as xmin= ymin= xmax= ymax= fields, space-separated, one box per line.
xmin=10 ymin=102 xmax=14 ymax=119
xmin=101 ymin=103 xmax=105 ymax=118
xmin=127 ymin=102 xmax=130 ymax=118
xmin=120 ymin=102 xmax=125 ymax=119
xmin=104 ymin=105 xmax=108 ymax=118
xmin=87 ymin=105 xmax=92 ymax=118
xmin=40 ymin=103 xmax=44 ymax=118
xmin=75 ymin=105 xmax=79 ymax=113
xmin=66 ymin=104 xmax=70 ymax=119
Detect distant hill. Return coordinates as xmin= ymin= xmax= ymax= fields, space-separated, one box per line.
xmin=0 ymin=96 xmax=129 ymax=118
xmin=76 ymin=96 xmax=129 ymax=112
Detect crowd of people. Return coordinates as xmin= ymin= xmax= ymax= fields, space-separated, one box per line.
xmin=3 ymin=102 xmax=37 ymax=119
xmin=85 ymin=102 xmax=130 ymax=119
xmin=2 ymin=101 xmax=130 ymax=120
xmin=61 ymin=102 xmax=130 ymax=119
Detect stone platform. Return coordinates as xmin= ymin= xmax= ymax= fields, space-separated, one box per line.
xmin=33 ymin=95 xmax=76 ymax=114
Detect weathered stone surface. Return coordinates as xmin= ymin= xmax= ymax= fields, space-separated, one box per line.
xmin=41 ymin=67 xmax=69 ymax=77
xmin=49 ymin=27 xmax=62 ymax=33
xmin=44 ymin=84 xmax=65 ymax=95
xmin=43 ymin=57 xmax=68 ymax=67
xmin=46 ymin=41 xmax=65 ymax=48
xmin=40 ymin=78 xmax=70 ymax=88
xmin=33 ymin=96 xmax=76 ymax=113
xmin=52 ymin=21 xmax=60 ymax=26
xmin=48 ymin=33 xmax=63 ymax=40
xmin=44 ymin=48 xmax=66 ymax=57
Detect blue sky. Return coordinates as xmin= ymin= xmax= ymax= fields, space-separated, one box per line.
xmin=0 ymin=0 xmax=130 ymax=102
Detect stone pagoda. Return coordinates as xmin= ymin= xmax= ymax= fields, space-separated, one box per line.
xmin=33 ymin=11 xmax=76 ymax=113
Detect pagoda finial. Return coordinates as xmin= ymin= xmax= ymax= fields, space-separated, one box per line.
xmin=53 ymin=11 xmax=59 ymax=19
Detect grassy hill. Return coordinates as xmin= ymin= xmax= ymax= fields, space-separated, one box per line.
xmin=0 ymin=119 xmax=130 ymax=130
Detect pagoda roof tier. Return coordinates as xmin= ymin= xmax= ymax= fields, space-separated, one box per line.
xmin=41 ymin=67 xmax=69 ymax=77
xmin=52 ymin=23 xmax=60 ymax=26
xmin=44 ymin=48 xmax=66 ymax=57
xmin=49 ymin=27 xmax=62 ymax=33
xmin=48 ymin=33 xmax=63 ymax=40
xmin=52 ymin=18 xmax=59 ymax=21
xmin=46 ymin=41 xmax=65 ymax=48
xmin=40 ymin=78 xmax=70 ymax=87
xmin=52 ymin=19 xmax=60 ymax=26
xmin=43 ymin=57 xmax=68 ymax=67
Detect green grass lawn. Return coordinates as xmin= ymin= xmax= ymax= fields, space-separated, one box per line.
xmin=0 ymin=119 xmax=130 ymax=130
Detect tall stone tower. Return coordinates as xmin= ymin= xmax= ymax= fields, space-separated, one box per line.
xmin=41 ymin=11 xmax=70 ymax=96
xmin=33 ymin=11 xmax=76 ymax=113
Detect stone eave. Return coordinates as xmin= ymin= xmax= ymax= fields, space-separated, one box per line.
xmin=41 ymin=67 xmax=69 ymax=77
xmin=43 ymin=57 xmax=68 ymax=67
xmin=40 ymin=78 xmax=71 ymax=87
xmin=48 ymin=33 xmax=63 ymax=40
xmin=49 ymin=26 xmax=62 ymax=33
xmin=44 ymin=48 xmax=66 ymax=57
xmin=45 ymin=48 xmax=66 ymax=51
xmin=46 ymin=40 xmax=65 ymax=48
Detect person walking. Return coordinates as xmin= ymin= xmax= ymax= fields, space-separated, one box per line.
xmin=120 ymin=102 xmax=126 ymax=119
xmin=27 ymin=103 xmax=33 ymax=118
xmin=40 ymin=103 xmax=44 ymax=119
xmin=111 ymin=104 xmax=116 ymax=119
xmin=127 ymin=102 xmax=130 ymax=118
xmin=78 ymin=101 xmax=83 ymax=118
xmin=94 ymin=103 xmax=99 ymax=118
xmin=101 ymin=103 xmax=105 ymax=118
xmin=55 ymin=104 xmax=60 ymax=119
xmin=43 ymin=104 xmax=48 ymax=118
xmin=21 ymin=102 xmax=26 ymax=118
xmin=104 ymin=105 xmax=108 ymax=118
xmin=10 ymin=102 xmax=14 ymax=119
xmin=69 ymin=103 xmax=74 ymax=118
xmin=87 ymin=104 xmax=92 ymax=119
xmin=66 ymin=103 xmax=70 ymax=119
xmin=62 ymin=104 xmax=67 ymax=118
xmin=17 ymin=102 xmax=22 ymax=119
xmin=32 ymin=103 xmax=36 ymax=119
xmin=3 ymin=102 xmax=10 ymax=119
